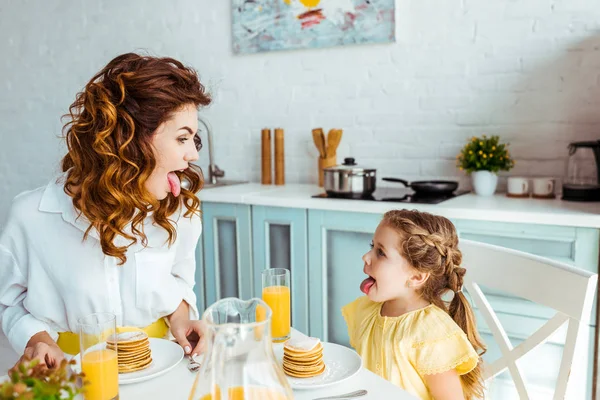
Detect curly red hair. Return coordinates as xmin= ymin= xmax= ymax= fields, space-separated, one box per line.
xmin=61 ymin=52 xmax=211 ymax=264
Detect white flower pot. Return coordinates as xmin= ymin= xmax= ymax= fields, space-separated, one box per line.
xmin=471 ymin=171 xmax=498 ymax=196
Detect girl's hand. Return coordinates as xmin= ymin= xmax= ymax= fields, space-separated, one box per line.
xmin=11 ymin=332 xmax=65 ymax=372
xmin=170 ymin=318 xmax=206 ymax=357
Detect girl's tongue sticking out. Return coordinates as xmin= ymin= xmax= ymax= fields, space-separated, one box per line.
xmin=360 ymin=276 xmax=375 ymax=295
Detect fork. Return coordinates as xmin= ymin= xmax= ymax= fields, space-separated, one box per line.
xmin=312 ymin=389 xmax=368 ymax=400
xmin=186 ymin=354 xmax=202 ymax=372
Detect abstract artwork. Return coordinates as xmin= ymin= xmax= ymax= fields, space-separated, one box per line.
xmin=232 ymin=0 xmax=395 ymax=54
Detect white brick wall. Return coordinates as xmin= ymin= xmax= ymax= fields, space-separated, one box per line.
xmin=1 ymin=0 xmax=600 ymax=225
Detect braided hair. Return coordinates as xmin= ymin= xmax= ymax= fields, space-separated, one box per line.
xmin=382 ymin=209 xmax=486 ymax=399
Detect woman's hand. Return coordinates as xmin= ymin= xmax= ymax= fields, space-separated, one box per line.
xmin=168 ymin=300 xmax=206 ymax=357
xmin=11 ymin=331 xmax=65 ymax=372
xmin=170 ymin=318 xmax=206 ymax=357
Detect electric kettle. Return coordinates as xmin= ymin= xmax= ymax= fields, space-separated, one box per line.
xmin=562 ymin=140 xmax=600 ymax=201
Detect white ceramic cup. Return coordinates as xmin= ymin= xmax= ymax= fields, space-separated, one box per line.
xmin=507 ymin=177 xmax=529 ymax=196
xmin=532 ymin=177 xmax=555 ymax=197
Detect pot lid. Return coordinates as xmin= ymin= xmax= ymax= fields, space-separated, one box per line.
xmin=324 ymin=157 xmax=376 ymax=174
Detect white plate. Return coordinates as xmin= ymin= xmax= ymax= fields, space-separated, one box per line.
xmin=73 ymin=338 xmax=184 ymax=385
xmin=274 ymin=342 xmax=362 ymax=390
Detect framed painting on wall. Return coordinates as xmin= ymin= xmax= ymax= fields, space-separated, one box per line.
xmin=232 ymin=0 xmax=396 ymax=54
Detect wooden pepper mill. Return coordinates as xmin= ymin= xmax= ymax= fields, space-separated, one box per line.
xmin=261 ymin=127 xmax=285 ymax=185
xmin=261 ymin=128 xmax=272 ymax=184
xmin=274 ymin=128 xmax=285 ymax=185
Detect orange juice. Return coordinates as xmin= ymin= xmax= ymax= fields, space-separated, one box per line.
xmin=200 ymin=386 xmax=288 ymax=400
xmin=81 ymin=349 xmax=119 ymax=400
xmin=262 ymin=285 xmax=290 ymax=341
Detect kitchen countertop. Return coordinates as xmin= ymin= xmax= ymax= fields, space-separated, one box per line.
xmin=198 ymin=183 xmax=600 ymax=228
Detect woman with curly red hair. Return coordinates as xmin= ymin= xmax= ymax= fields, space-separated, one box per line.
xmin=0 ymin=52 xmax=211 ymax=370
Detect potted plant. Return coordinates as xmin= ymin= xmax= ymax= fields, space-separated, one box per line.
xmin=456 ymin=135 xmax=515 ymax=196
xmin=0 ymin=358 xmax=86 ymax=400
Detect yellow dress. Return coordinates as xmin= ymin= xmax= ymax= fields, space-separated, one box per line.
xmin=341 ymin=296 xmax=479 ymax=400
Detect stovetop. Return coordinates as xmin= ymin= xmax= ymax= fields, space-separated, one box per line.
xmin=312 ymin=187 xmax=469 ymax=204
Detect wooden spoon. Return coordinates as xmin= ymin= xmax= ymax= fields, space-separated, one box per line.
xmin=312 ymin=128 xmax=326 ymax=158
xmin=326 ymin=129 xmax=343 ymax=158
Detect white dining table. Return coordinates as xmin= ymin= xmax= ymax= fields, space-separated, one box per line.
xmin=119 ymin=356 xmax=417 ymax=399
xmin=1 ymin=330 xmax=417 ymax=400
xmin=119 ymin=329 xmax=416 ymax=400
xmin=0 ymin=365 xmax=415 ymax=400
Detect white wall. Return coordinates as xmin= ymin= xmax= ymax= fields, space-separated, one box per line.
xmin=2 ymin=0 xmax=600 ymax=226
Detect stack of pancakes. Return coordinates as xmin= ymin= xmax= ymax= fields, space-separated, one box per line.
xmin=107 ymin=331 xmax=153 ymax=373
xmin=282 ymin=339 xmax=325 ymax=378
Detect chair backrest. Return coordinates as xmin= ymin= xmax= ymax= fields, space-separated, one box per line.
xmin=458 ymin=239 xmax=597 ymax=400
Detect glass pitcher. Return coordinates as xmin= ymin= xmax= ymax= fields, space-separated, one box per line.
xmin=188 ymin=297 xmax=294 ymax=400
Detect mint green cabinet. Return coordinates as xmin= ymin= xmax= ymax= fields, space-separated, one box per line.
xmin=252 ymin=206 xmax=309 ymax=334
xmin=197 ymin=203 xmax=310 ymax=333
xmin=307 ymin=210 xmax=380 ymax=341
xmin=198 ymin=202 xmax=253 ymax=308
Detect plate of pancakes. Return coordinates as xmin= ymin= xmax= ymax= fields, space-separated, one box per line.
xmin=73 ymin=331 xmax=184 ymax=385
xmin=274 ymin=338 xmax=362 ymax=390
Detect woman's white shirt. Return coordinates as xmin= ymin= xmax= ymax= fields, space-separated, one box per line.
xmin=0 ymin=178 xmax=201 ymax=355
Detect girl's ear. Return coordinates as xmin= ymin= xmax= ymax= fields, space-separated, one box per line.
xmin=407 ymin=271 xmax=430 ymax=288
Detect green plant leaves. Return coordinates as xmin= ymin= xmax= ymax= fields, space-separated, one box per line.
xmin=0 ymin=358 xmax=86 ymax=400
xmin=456 ymin=134 xmax=515 ymax=173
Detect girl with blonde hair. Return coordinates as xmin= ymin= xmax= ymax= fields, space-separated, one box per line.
xmin=343 ymin=209 xmax=486 ymax=400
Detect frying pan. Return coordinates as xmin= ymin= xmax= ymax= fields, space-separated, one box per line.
xmin=382 ymin=177 xmax=458 ymax=195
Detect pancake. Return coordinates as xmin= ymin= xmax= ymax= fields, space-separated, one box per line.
xmin=282 ymin=338 xmax=325 ymax=378
xmin=107 ymin=331 xmax=152 ymax=373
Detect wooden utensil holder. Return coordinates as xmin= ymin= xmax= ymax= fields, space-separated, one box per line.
xmin=318 ymin=156 xmax=337 ymax=187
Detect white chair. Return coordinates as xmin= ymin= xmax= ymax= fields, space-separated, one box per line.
xmin=459 ymin=239 xmax=597 ymax=400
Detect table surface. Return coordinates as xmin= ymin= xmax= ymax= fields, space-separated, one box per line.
xmin=1 ymin=332 xmax=416 ymax=400
xmin=119 ymin=344 xmax=416 ymax=400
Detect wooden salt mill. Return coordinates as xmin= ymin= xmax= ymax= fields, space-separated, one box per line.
xmin=274 ymin=128 xmax=285 ymax=185
xmin=261 ymin=128 xmax=272 ymax=184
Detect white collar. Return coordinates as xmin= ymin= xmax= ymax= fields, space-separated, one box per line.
xmin=38 ymin=175 xmax=101 ymax=240
xmin=38 ymin=175 xmax=182 ymax=249
xmin=38 ymin=176 xmax=67 ymax=214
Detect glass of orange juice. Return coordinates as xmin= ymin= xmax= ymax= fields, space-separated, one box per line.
xmin=262 ymin=268 xmax=291 ymax=342
xmin=78 ymin=312 xmax=119 ymax=400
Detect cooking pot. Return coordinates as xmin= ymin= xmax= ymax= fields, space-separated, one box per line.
xmin=323 ymin=157 xmax=376 ymax=198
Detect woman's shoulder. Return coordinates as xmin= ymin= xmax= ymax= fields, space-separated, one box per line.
xmin=174 ymin=206 xmax=202 ymax=232
xmin=1 ymin=184 xmax=51 ymax=249
xmin=405 ymin=304 xmax=466 ymax=346
xmin=4 ymin=176 xmax=71 ymax=231
xmin=6 ymin=185 xmax=48 ymax=222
